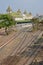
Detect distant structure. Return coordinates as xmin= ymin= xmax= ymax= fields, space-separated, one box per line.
xmin=6 ymin=5 xmax=12 ymax=13
xmin=14 ymin=14 xmax=33 ymax=21
xmin=22 ymin=13 xmax=33 ymax=20
xmin=11 ymin=9 xmax=33 ymax=21
xmin=6 ymin=6 xmax=33 ymax=21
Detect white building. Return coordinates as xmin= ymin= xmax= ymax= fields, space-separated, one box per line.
xmin=22 ymin=14 xmax=33 ymax=20
xmin=15 ymin=18 xmax=24 ymax=21
xmin=15 ymin=13 xmax=33 ymax=21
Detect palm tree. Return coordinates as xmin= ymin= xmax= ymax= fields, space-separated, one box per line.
xmin=31 ymin=18 xmax=39 ymax=30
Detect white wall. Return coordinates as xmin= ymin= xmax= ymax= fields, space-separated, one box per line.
xmin=15 ymin=18 xmax=24 ymax=21
xmin=23 ymin=14 xmax=33 ymax=20
xmin=15 ymin=14 xmax=33 ymax=21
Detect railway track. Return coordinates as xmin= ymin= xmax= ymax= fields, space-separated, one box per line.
xmin=0 ymin=30 xmax=42 ymax=65
xmin=16 ymin=30 xmax=41 ymax=55
xmin=0 ymin=29 xmax=30 ymax=62
xmin=4 ymin=29 xmax=35 ymax=57
xmin=0 ymin=30 xmax=26 ymax=61
xmin=13 ymin=31 xmax=41 ymax=65
xmin=0 ymin=31 xmax=31 ymax=65
xmin=24 ymin=43 xmax=43 ymax=65
xmin=0 ymin=30 xmax=43 ymax=65
xmin=14 ymin=31 xmax=41 ymax=65
xmin=0 ymin=31 xmax=17 ymax=46
xmin=0 ymin=30 xmax=22 ymax=49
xmin=16 ymin=31 xmax=42 ymax=65
xmin=0 ymin=27 xmax=28 ymax=48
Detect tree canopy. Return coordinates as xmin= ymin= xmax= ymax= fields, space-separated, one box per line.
xmin=0 ymin=14 xmax=16 ymax=35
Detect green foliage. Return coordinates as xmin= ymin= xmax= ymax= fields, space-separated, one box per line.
xmin=31 ymin=18 xmax=39 ymax=23
xmin=16 ymin=19 xmax=31 ymax=23
xmin=31 ymin=18 xmax=39 ymax=31
xmin=0 ymin=14 xmax=16 ymax=28
xmin=0 ymin=14 xmax=16 ymax=35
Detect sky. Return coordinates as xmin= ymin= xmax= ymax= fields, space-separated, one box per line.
xmin=0 ymin=0 xmax=43 ymax=15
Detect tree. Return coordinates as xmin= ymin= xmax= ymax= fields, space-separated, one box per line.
xmin=31 ymin=18 xmax=39 ymax=30
xmin=6 ymin=6 xmax=12 ymax=14
xmin=0 ymin=14 xmax=16 ymax=35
